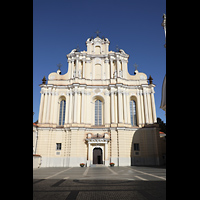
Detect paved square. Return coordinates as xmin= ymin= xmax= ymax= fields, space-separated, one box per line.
xmin=33 ymin=166 xmax=166 ymax=199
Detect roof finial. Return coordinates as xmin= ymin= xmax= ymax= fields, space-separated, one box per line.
xmin=57 ymin=63 xmax=62 ymax=75
xmin=57 ymin=63 xmax=62 ymax=70
xmin=148 ymin=75 xmax=153 ymax=84
xmin=42 ymin=76 xmax=46 ymax=84
xmin=95 ymin=30 xmax=101 ymax=37
xmin=134 ymin=63 xmax=138 ymax=74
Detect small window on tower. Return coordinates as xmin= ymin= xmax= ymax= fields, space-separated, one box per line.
xmin=56 ymin=143 xmax=62 ymax=150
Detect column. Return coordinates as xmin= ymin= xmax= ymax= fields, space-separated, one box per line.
xmin=105 ymin=142 xmax=108 ymax=160
xmin=82 ymin=59 xmax=85 ymax=79
xmin=65 ymin=91 xmax=70 ymax=124
xmin=110 ymin=59 xmax=113 ymax=78
xmin=42 ymin=90 xmax=47 ymax=123
xmin=118 ymin=89 xmax=123 ymax=123
xmin=136 ymin=90 xmax=141 ymax=126
xmin=123 ymin=91 xmax=127 ymax=124
xmin=67 ymin=59 xmax=71 ymax=78
xmin=38 ymin=89 xmax=44 ymax=123
xmin=122 ymin=61 xmax=125 ymax=78
xmin=46 ymin=89 xmax=52 ymax=123
xmin=49 ymin=88 xmax=55 ymax=124
xmin=116 ymin=58 xmax=120 ymax=77
xmin=111 ymin=89 xmax=115 ymax=123
xmin=52 ymin=90 xmax=58 ymax=124
xmin=105 ymin=59 xmax=109 ymax=79
xmin=73 ymin=87 xmax=78 ymax=123
xmin=126 ymin=93 xmax=131 ymax=124
xmin=85 ymin=92 xmax=89 ymax=124
xmin=75 ymin=57 xmax=79 ymax=77
xmin=151 ymin=87 xmax=157 ymax=123
xmin=88 ymin=143 xmax=91 ymax=161
xmin=147 ymin=91 xmax=153 ymax=123
xmin=104 ymin=92 xmax=110 ymax=125
xmin=70 ymin=59 xmax=74 ymax=78
xmin=81 ymin=91 xmax=85 ymax=124
xmin=68 ymin=88 xmax=73 ymax=124
xmin=114 ymin=92 xmax=118 ymax=123
xmin=139 ymin=90 xmax=145 ymax=125
xmin=143 ymin=88 xmax=149 ymax=124
xmin=76 ymin=91 xmax=81 ymax=123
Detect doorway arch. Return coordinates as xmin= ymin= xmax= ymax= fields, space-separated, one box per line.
xmin=93 ymin=148 xmax=103 ymax=164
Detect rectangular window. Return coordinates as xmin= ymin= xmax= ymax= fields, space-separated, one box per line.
xmin=134 ymin=143 xmax=139 ymax=151
xmin=56 ymin=143 xmax=62 ymax=150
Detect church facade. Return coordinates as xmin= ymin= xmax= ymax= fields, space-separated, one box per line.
xmin=36 ymin=35 xmax=165 ymax=167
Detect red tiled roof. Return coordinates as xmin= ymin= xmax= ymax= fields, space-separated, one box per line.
xmin=33 ymin=123 xmax=38 ymax=126
xmin=33 ymin=154 xmax=41 ymax=157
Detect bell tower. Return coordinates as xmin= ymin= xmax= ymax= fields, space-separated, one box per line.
xmin=85 ymin=36 xmax=110 ymax=55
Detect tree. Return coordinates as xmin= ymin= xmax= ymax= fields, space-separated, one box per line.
xmin=157 ymin=117 xmax=166 ymax=134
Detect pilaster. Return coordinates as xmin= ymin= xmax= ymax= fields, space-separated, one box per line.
xmin=38 ymin=89 xmax=44 ymax=123
xmin=143 ymin=88 xmax=149 ymax=124
xmin=110 ymin=89 xmax=115 ymax=124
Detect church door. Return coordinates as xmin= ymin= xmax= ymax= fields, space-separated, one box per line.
xmin=93 ymin=148 xmax=103 ymax=164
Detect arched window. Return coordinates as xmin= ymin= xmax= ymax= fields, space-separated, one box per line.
xmin=95 ymin=99 xmax=102 ymax=125
xmin=130 ymin=100 xmax=137 ymax=126
xmin=59 ymin=100 xmax=66 ymax=125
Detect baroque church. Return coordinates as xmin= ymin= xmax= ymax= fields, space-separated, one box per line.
xmin=35 ymin=35 xmax=165 ymax=167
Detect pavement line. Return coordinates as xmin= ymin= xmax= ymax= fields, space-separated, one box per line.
xmin=51 ymin=179 xmax=66 ymax=187
xmin=64 ymin=177 xmax=69 ymax=179
xmin=135 ymin=175 xmax=148 ymax=181
xmin=44 ymin=167 xmax=73 ymax=179
xmin=83 ymin=167 xmax=89 ymax=176
xmin=127 ymin=167 xmax=166 ymax=180
xmin=106 ymin=166 xmax=118 ymax=175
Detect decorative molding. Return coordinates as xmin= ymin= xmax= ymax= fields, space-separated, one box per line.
xmin=85 ymin=138 xmax=110 ymax=144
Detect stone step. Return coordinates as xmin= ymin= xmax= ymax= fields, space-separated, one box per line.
xmin=90 ymin=164 xmax=106 ymax=167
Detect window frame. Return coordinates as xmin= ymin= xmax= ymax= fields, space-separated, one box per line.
xmin=95 ymin=99 xmax=102 ymax=125
xmin=130 ymin=99 xmax=137 ymax=126
xmin=56 ymin=143 xmax=62 ymax=150
xmin=59 ymin=99 xmax=66 ymax=126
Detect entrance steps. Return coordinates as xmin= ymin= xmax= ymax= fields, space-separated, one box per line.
xmin=90 ymin=164 xmax=106 ymax=167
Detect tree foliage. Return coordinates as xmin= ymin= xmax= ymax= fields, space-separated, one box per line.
xmin=157 ymin=117 xmax=166 ymax=133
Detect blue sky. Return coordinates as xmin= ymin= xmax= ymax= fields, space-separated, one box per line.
xmin=33 ymin=0 xmax=166 ymax=123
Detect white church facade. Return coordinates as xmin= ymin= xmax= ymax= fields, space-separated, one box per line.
xmin=35 ymin=35 xmax=165 ymax=167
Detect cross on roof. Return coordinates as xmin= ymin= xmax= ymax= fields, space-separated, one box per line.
xmin=134 ymin=63 xmax=138 ymax=71
xmin=76 ymin=45 xmax=80 ymax=52
xmin=116 ymin=45 xmax=120 ymax=52
xmin=57 ymin=63 xmax=62 ymax=70
xmin=95 ymin=30 xmax=101 ymax=37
